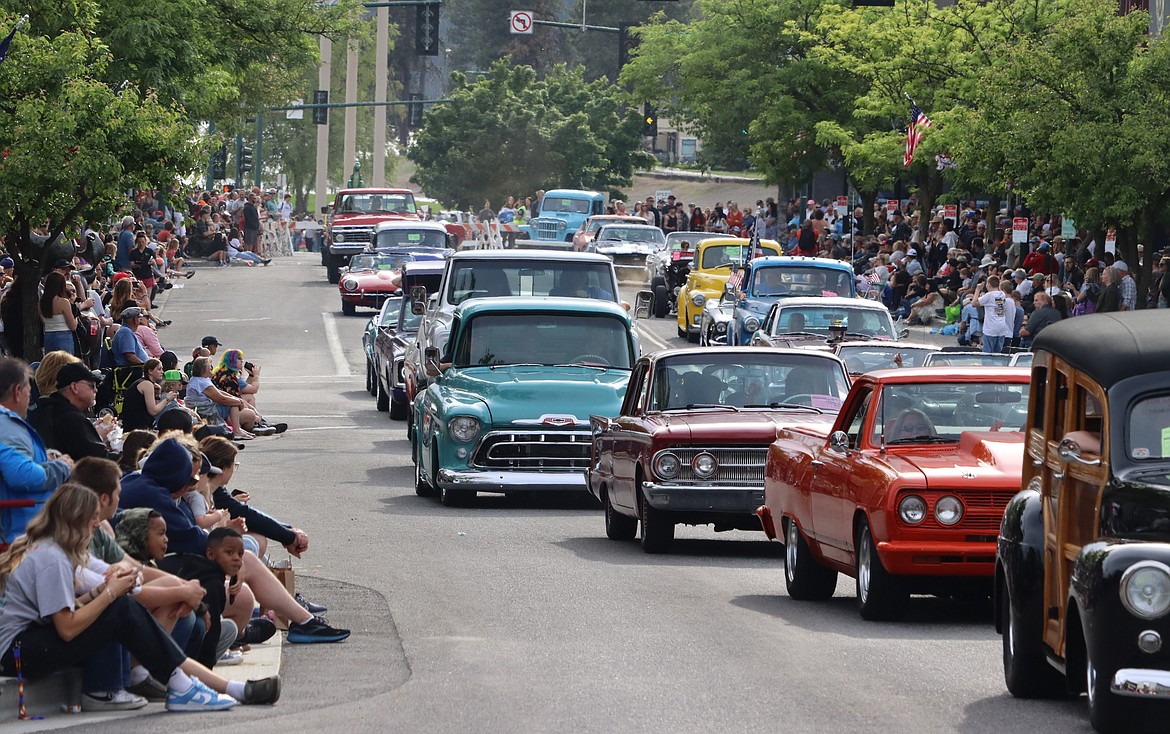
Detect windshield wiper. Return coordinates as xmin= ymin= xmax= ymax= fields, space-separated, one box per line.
xmin=742 ymin=402 xmax=824 ymax=413
xmin=680 ymin=404 xmax=740 ymax=411
xmin=773 ymin=331 xmax=823 ymax=339
xmin=486 ymin=363 xmax=545 ymax=369
xmin=845 ymin=332 xmax=877 ymax=340
xmin=553 ymin=363 xmax=609 ymax=371
xmin=887 ymin=435 xmax=954 ymax=445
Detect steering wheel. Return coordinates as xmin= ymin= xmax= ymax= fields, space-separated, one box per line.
xmin=572 ymin=354 xmax=609 ymax=366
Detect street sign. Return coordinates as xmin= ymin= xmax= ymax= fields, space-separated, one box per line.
xmin=1012 ymin=217 xmax=1028 ymax=244
xmin=510 ymin=10 xmax=534 ymax=34
xmin=886 ymin=200 xmax=898 ymax=214
xmin=1061 ymin=215 xmax=1076 ymax=240
xmin=836 ymin=196 xmax=847 ymax=218
xmin=286 ymin=100 xmax=304 ymax=120
xmin=654 ymin=190 xmax=672 ymax=204
xmin=944 ymin=204 xmax=957 ymax=222
xmin=1105 ymin=229 xmax=1117 ymax=254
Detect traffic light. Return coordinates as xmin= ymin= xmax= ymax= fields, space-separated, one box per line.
xmin=210 ymin=146 xmax=227 ymax=179
xmin=239 ymin=146 xmax=254 ymax=175
xmin=415 ymin=3 xmax=439 ymax=55
xmin=312 ymin=90 xmax=328 ymax=125
xmin=619 ymin=23 xmax=639 ymax=68
xmin=642 ymin=103 xmax=657 ymax=138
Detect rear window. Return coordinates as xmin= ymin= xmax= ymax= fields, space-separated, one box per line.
xmin=445 ymin=262 xmax=618 ymax=304
xmin=1128 ymin=393 xmax=1170 ymax=461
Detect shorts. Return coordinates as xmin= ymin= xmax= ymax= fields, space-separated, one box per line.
xmin=244 ymin=228 xmax=259 ymax=247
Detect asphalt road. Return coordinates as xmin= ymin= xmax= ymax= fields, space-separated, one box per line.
xmin=64 ymin=254 xmax=1088 ymax=734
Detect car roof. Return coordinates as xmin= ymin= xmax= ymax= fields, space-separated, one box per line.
xmin=644 ymin=345 xmax=847 ymax=364
xmin=775 ymin=296 xmax=889 ymax=310
xmin=403 ymin=260 xmax=446 ymax=275
xmin=1033 ymin=311 xmax=1170 ymax=388
xmin=835 ymin=341 xmax=936 ymax=351
xmin=750 ymin=255 xmax=854 ymax=272
xmin=596 ymin=223 xmax=660 ymax=230
xmin=373 ymin=220 xmax=447 ymax=232
xmin=544 ymin=189 xmax=603 ymax=198
xmin=447 ymin=249 xmax=613 ymax=264
xmin=339 ymin=188 xmax=413 ymax=194
xmin=697 ymin=237 xmax=781 ymax=248
xmin=453 ymin=296 xmax=631 ymax=320
xmin=862 ymin=366 xmax=1031 ymax=383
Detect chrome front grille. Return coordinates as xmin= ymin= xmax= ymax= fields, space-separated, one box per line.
xmin=900 ymin=489 xmax=1016 ymax=532
xmin=530 ymin=218 xmax=565 ymax=240
xmin=474 ymin=430 xmax=591 ymax=470
xmin=656 ymin=447 xmax=768 ymax=485
xmin=331 ymin=226 xmax=374 ymax=245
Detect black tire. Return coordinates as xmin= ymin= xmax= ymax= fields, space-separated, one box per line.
xmin=414 ymin=452 xmax=435 ymax=497
xmin=677 ymin=322 xmax=688 ymax=340
xmin=389 ymin=387 xmax=409 ymax=420
xmin=375 ymin=377 xmax=389 ymax=412
xmin=639 ymin=490 xmax=674 ymax=553
xmin=604 ymin=489 xmax=637 ymax=541
xmin=652 ymin=279 xmax=669 ymax=319
xmin=365 ymin=359 xmax=376 ymax=395
xmin=341 ymin=300 xmax=356 ymax=316
xmin=326 ymin=256 xmax=341 ymax=284
xmin=855 ymin=520 xmax=907 ymax=621
xmin=686 ymin=327 xmax=699 ymax=344
xmin=1002 ymin=581 xmax=1065 ymax=698
xmin=1085 ymin=630 xmax=1156 ymax=733
xmin=784 ymin=518 xmax=838 ymax=600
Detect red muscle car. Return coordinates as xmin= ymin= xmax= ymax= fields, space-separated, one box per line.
xmin=587 ymin=347 xmax=849 ymax=553
xmin=756 ymin=367 xmax=1030 ymax=619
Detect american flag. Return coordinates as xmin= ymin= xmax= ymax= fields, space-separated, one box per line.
xmin=865 ymin=271 xmax=882 ymax=284
xmin=748 ymin=219 xmax=763 ymax=259
xmin=904 ymin=104 xmax=933 ymax=167
xmin=727 ymin=269 xmax=744 ymax=291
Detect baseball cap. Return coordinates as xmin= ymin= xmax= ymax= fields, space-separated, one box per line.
xmin=1029 ymin=236 xmax=1041 ymax=244
xmin=199 ymin=454 xmax=223 ymax=477
xmin=120 ymin=306 xmax=144 ymax=320
xmin=111 ymin=272 xmax=133 ymax=283
xmin=1012 ymin=269 xmax=1026 ymax=278
xmin=807 ymin=199 xmax=816 ymax=206
xmin=56 ymin=362 xmax=104 ymax=389
xmin=1116 ymin=261 xmax=1129 ymax=272
xmin=52 ymin=259 xmax=75 ymax=270
xmin=163 ymin=369 xmax=184 ymax=382
xmin=1038 ymin=242 xmax=1050 ymax=251
xmin=907 ymin=248 xmax=918 ymax=257
xmin=0 ymin=257 xmax=12 ymax=269
xmin=201 ymin=336 xmax=222 ymax=347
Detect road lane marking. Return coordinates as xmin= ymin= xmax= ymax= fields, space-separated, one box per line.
xmin=321 ymin=312 xmax=352 ymax=376
xmin=286 ymin=425 xmax=364 ymax=432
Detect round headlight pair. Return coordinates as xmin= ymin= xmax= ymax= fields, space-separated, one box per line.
xmin=691 ymin=293 xmax=707 ymax=307
xmin=334 ymin=232 xmax=345 ymax=243
xmin=654 ymin=452 xmax=680 ymax=480
xmin=652 ymin=452 xmax=718 ymax=480
xmin=692 ymin=452 xmax=718 ymax=479
xmin=448 ymin=416 xmax=479 ymax=443
xmin=342 ymin=278 xmax=359 ymax=292
xmin=1122 ymin=562 xmax=1170 ymax=620
xmin=743 ymin=316 xmax=761 ymax=334
xmin=897 ymin=495 xmax=963 ymax=525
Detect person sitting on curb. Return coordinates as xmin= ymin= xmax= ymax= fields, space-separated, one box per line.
xmin=118 ymin=438 xmax=349 ymax=644
xmin=211 ymin=350 xmax=285 ymax=435
xmin=36 ymin=363 xmax=118 ymax=461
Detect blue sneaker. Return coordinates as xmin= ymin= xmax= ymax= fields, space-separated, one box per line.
xmin=166 ymin=679 xmax=238 ymax=712
xmin=286 ymin=615 xmax=350 ymax=644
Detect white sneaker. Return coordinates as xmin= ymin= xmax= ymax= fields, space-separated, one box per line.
xmin=165 ymin=679 xmax=238 ymax=712
xmin=81 ymin=689 xmax=149 ymax=711
xmin=218 ymin=649 xmax=244 ymax=666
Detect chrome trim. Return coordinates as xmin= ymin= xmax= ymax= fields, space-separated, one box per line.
xmin=649 ymin=447 xmax=767 ymax=485
xmin=641 ymin=482 xmax=764 ymax=512
xmin=436 ymin=468 xmax=586 ymax=492
xmin=471 ymin=430 xmax=592 ymax=471
xmin=1112 ymin=668 xmax=1170 ymax=698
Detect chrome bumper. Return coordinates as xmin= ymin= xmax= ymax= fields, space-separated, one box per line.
xmin=1112 ymin=668 xmax=1170 ymax=698
xmin=641 ymin=483 xmax=764 ymax=513
xmin=436 ymin=469 xmax=587 ymax=493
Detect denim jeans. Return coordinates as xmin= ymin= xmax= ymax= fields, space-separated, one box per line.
xmin=982 ymin=335 xmax=1006 ymax=354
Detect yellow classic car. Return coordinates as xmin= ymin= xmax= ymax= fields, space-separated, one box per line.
xmin=676 ymin=237 xmax=781 ymax=342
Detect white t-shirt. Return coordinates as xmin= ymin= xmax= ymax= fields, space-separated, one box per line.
xmin=0 ymin=540 xmax=77 ymax=657
xmin=978 ymin=289 xmax=1016 ymax=337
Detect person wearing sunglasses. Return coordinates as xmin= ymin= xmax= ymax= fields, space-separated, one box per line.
xmin=886 ymin=408 xmax=939 ymax=443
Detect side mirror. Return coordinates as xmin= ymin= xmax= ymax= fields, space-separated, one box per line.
xmin=424 ymin=346 xmax=442 ymax=377
xmin=828 ymin=430 xmax=850 ymax=453
xmin=410 ymin=285 xmax=427 ymax=303
xmin=634 ymin=290 xmax=653 ymax=319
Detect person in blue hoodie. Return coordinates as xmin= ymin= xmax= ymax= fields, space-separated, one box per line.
xmin=119 ymin=438 xmax=350 ymax=644
xmin=0 ymin=358 xmax=73 ymax=544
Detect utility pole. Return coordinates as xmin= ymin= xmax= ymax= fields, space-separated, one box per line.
xmin=315 ymin=36 xmax=332 ymax=213
xmin=343 ymin=40 xmax=359 ymax=183
xmin=373 ymin=6 xmax=389 ymax=186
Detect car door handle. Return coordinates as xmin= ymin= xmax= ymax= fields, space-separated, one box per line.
xmin=810 ymin=460 xmax=824 ymax=468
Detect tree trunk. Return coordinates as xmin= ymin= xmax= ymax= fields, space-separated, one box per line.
xmin=18 ymin=260 xmax=44 ymax=361
xmin=914 ymin=169 xmax=944 ymax=243
xmin=860 ymin=190 xmax=878 ymax=236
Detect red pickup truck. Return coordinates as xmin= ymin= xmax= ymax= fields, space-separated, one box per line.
xmin=756 ymin=367 xmax=1030 ymax=620
xmin=322 ymin=188 xmax=419 ymax=283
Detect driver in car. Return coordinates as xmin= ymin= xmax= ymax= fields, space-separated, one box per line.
xmin=886 ymin=408 xmax=939 ymax=442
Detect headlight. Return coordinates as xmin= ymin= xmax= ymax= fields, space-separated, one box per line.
xmin=935 ymin=495 xmax=963 ymax=525
xmin=654 ymin=452 xmax=680 ymax=480
xmin=715 ymin=322 xmax=727 ymax=334
xmin=692 ymin=452 xmax=718 ymax=479
xmin=744 ymin=316 xmax=761 ymax=334
xmin=691 ymin=292 xmax=707 ymax=307
xmin=1121 ymin=561 xmax=1170 ymax=620
xmin=898 ymin=495 xmax=926 ymax=524
xmin=448 ymin=416 xmax=480 ymax=443
xmin=342 ymin=278 xmax=359 ymax=292
xmin=334 ymin=232 xmax=344 ymax=242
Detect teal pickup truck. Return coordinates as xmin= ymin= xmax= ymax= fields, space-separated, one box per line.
xmin=411 ymin=297 xmax=635 ymax=506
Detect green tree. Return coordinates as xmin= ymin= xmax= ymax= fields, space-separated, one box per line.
xmin=563 ymin=0 xmax=697 ymax=82
xmin=408 ymin=61 xmax=652 ymax=208
xmin=0 ymin=12 xmax=200 ymax=358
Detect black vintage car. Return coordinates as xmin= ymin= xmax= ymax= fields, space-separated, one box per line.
xmin=997 ymin=311 xmax=1170 ymax=734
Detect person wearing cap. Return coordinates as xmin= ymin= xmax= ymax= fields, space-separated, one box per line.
xmin=121 ymin=358 xmax=179 ymax=432
xmin=201 ymin=336 xmax=221 ymax=356
xmin=1023 ymin=238 xmax=1058 ymax=276
xmin=36 ymin=362 xmax=117 ymax=460
xmin=112 ymin=307 xmax=149 ymax=367
xmin=904 ymin=248 xmax=923 ymax=276
xmin=889 ymin=210 xmax=912 ymax=245
xmin=115 ymin=215 xmax=136 ymax=271
xmin=1117 ymin=260 xmax=1137 ymax=310
xmin=0 ymin=358 xmax=73 ymax=544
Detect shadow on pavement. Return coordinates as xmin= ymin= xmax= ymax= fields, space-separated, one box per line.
xmin=957 ymin=691 xmax=1089 ymax=734
xmin=553 ymin=535 xmax=783 ymax=568
xmin=377 ymin=490 xmax=602 ymax=518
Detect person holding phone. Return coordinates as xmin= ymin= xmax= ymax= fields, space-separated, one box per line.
xmin=122 ymin=358 xmax=178 ymax=431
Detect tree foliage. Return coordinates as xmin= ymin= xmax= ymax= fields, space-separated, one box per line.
xmin=408 ymin=61 xmax=653 ymax=208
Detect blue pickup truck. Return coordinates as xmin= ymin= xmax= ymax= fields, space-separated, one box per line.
xmin=521 ymin=189 xmax=606 ymax=246
xmin=727 ymin=256 xmax=857 ymax=346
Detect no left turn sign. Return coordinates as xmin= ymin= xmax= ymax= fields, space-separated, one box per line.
xmin=510 ymin=10 xmax=534 ymax=34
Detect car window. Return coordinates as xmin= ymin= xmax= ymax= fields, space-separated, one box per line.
xmin=454 ymin=313 xmax=631 ymax=369
xmin=870 ymin=381 xmax=1030 ymax=445
xmin=374 ymin=229 xmax=447 ymax=249
xmin=846 ymin=391 xmax=873 ymax=448
xmin=446 ymin=262 xmax=618 ymax=304
xmin=651 ymin=352 xmax=848 ymax=411
xmin=1127 ymin=393 xmax=1170 ymax=461
xmin=775 ymin=307 xmax=893 ymax=338
xmin=751 ymin=267 xmax=854 ymax=298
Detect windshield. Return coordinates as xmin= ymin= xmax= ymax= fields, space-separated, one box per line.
xmin=700 ymin=243 xmax=779 ymax=270
xmin=540 ymin=197 xmax=593 ymax=215
xmin=650 ymin=352 xmax=848 ymax=411
xmin=1127 ymin=393 xmax=1170 ymax=461
xmin=666 ymin=232 xmax=721 ymax=250
xmin=348 ymin=253 xmax=412 ymax=272
xmin=596 ymin=227 xmax=665 ymax=244
xmin=338 ymin=192 xmax=416 ymax=215
xmin=837 ymin=346 xmax=936 ymax=374
xmin=397 ymin=297 xmax=423 ymax=331
xmin=751 ymin=266 xmax=854 ymax=298
xmin=374 ymin=229 xmax=448 ymax=249
xmin=871 ymin=382 xmax=1030 ymax=444
xmin=455 ymin=313 xmax=631 ymax=369
xmin=445 ymin=262 xmax=618 ymax=304
xmin=773 ymin=306 xmax=894 ymax=338
xmin=926 ymin=353 xmax=1012 ymax=367
xmin=377 ymin=296 xmax=403 ymax=327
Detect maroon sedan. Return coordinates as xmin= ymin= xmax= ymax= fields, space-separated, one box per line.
xmin=587 ymin=347 xmax=849 ymax=553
